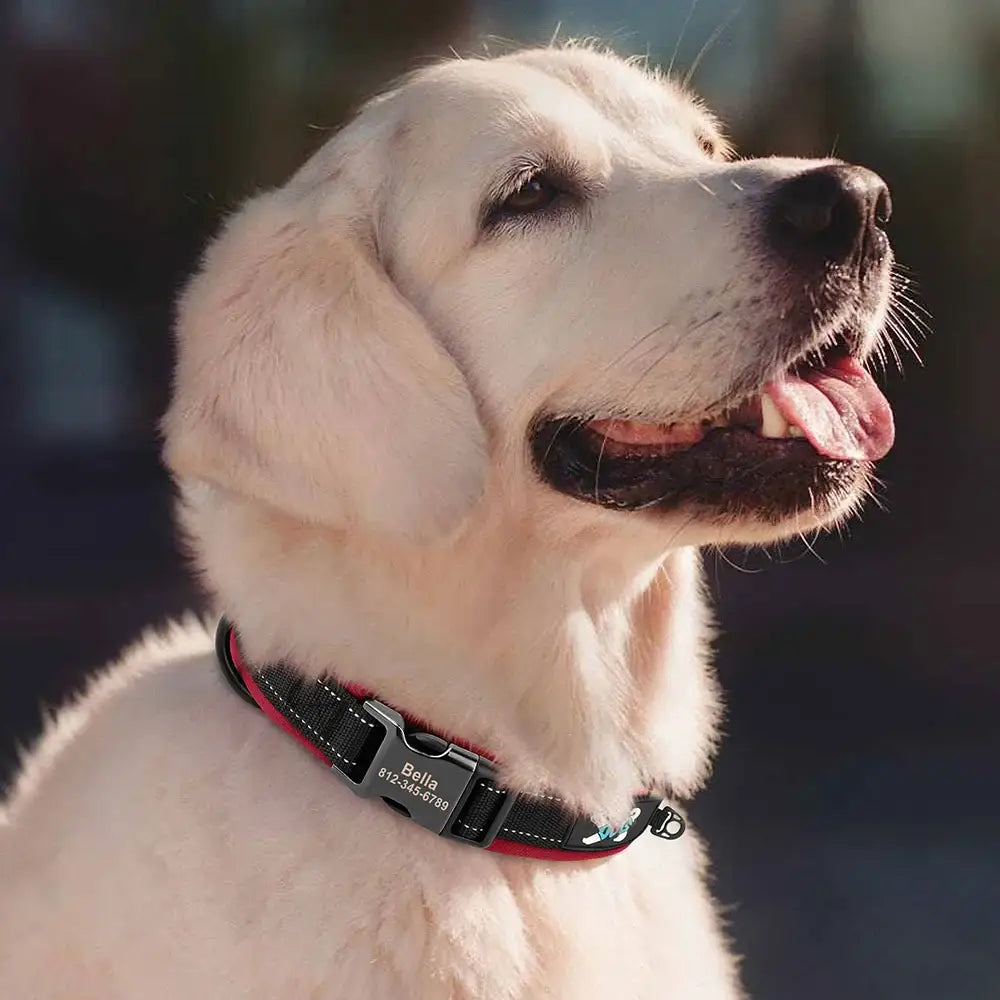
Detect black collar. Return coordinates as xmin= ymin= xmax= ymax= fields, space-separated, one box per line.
xmin=215 ymin=618 xmax=685 ymax=860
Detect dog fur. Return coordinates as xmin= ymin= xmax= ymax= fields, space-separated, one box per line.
xmin=1 ymin=44 xmax=894 ymax=999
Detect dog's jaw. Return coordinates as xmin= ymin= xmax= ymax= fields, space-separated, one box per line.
xmin=180 ymin=481 xmax=721 ymax=821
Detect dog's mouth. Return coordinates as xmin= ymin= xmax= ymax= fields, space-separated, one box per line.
xmin=588 ymin=340 xmax=894 ymax=462
xmin=530 ymin=329 xmax=895 ymax=523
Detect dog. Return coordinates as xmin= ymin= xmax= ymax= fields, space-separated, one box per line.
xmin=0 ymin=44 xmax=898 ymax=998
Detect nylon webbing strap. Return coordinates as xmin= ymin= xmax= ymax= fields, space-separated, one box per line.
xmin=250 ymin=664 xmax=385 ymax=783
xmin=449 ymin=779 xmax=575 ymax=847
xmin=216 ymin=619 xmax=685 ymax=859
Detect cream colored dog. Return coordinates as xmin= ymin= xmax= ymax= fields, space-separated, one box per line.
xmin=0 ymin=45 xmax=899 ymax=999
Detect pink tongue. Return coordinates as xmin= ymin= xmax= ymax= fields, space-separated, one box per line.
xmin=765 ymin=357 xmax=895 ymax=461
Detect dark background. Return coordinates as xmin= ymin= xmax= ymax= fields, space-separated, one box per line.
xmin=3 ymin=2 xmax=998 ymax=998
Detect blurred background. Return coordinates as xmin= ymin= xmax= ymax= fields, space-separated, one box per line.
xmin=3 ymin=1 xmax=998 ymax=997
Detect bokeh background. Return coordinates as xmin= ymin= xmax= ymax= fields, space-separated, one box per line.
xmin=3 ymin=2 xmax=999 ymax=997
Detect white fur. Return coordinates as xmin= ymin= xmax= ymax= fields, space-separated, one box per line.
xmin=1 ymin=44 xmax=886 ymax=998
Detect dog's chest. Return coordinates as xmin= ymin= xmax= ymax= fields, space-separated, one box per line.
xmin=319 ymin=834 xmax=739 ymax=1000
xmin=2 ymin=648 xmax=738 ymax=999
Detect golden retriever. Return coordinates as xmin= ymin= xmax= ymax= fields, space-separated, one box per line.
xmin=1 ymin=44 xmax=897 ymax=999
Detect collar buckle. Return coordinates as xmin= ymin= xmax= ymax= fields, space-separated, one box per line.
xmin=337 ymin=699 xmax=514 ymax=847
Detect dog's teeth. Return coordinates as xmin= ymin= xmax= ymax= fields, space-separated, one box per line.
xmin=759 ymin=394 xmax=790 ymax=438
xmin=788 ymin=424 xmax=805 ymax=438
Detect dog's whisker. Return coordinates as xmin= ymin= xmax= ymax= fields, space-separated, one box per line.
xmin=896 ymin=296 xmax=933 ymax=325
xmin=889 ymin=299 xmax=932 ymax=338
xmin=884 ymin=309 xmax=925 ymax=368
xmin=668 ymin=0 xmax=701 ymax=80
xmin=683 ymin=0 xmax=747 ymax=88
xmin=619 ymin=310 xmax=727 ymax=418
xmin=600 ymin=318 xmax=674 ymax=375
xmin=890 ymin=296 xmax=932 ymax=337
xmin=711 ymin=546 xmax=765 ymax=575
xmin=624 ymin=344 xmax=676 ymax=410
xmin=539 ymin=413 xmax=584 ymax=469
xmin=880 ymin=318 xmax=907 ymax=373
xmin=594 ymin=429 xmax=611 ymax=503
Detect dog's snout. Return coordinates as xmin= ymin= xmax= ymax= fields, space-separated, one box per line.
xmin=768 ymin=164 xmax=891 ymax=268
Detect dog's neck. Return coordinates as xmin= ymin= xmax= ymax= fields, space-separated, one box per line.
xmin=185 ymin=485 xmax=720 ymax=818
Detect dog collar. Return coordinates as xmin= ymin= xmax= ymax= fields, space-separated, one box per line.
xmin=215 ymin=618 xmax=685 ymax=861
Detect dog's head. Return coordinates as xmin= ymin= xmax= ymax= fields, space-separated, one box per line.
xmin=164 ymin=45 xmax=897 ymax=549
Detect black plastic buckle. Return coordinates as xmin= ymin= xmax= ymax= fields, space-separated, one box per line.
xmin=337 ymin=699 xmax=514 ymax=847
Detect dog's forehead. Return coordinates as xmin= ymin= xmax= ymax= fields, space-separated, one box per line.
xmin=392 ymin=49 xmax=713 ymax=171
xmin=505 ymin=47 xmax=709 ymax=133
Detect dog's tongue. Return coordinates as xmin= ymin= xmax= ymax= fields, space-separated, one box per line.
xmin=765 ymin=356 xmax=894 ymax=461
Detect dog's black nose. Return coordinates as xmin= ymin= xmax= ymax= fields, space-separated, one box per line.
xmin=769 ymin=164 xmax=891 ymax=268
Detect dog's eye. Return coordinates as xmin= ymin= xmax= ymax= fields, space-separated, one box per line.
xmin=482 ymin=165 xmax=582 ymax=231
xmin=697 ymin=134 xmax=718 ymax=158
xmin=501 ymin=173 xmax=560 ymax=214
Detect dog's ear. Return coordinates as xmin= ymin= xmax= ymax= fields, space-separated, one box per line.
xmin=162 ymin=164 xmax=487 ymax=540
